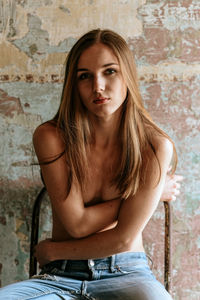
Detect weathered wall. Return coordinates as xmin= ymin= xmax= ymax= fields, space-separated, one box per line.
xmin=0 ymin=1 xmax=199 ymax=299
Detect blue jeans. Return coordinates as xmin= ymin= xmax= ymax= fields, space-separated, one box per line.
xmin=0 ymin=252 xmax=173 ymax=299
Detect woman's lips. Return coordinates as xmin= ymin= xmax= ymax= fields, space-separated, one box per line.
xmin=93 ymin=97 xmax=110 ymax=104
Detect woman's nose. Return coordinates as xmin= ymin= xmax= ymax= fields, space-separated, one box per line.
xmin=93 ymin=75 xmax=105 ymax=92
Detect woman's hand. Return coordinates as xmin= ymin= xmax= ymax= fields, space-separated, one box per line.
xmin=160 ymin=169 xmax=184 ymax=202
xmin=34 ymin=239 xmax=53 ymax=268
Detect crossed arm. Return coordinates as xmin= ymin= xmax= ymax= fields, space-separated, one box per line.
xmin=33 ymin=123 xmax=181 ymax=267
xmin=33 ymin=123 xmax=123 ymax=237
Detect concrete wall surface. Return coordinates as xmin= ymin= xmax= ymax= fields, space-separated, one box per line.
xmin=0 ymin=1 xmax=199 ymax=299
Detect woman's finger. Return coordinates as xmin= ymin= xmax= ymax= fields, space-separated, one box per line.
xmin=167 ymin=166 xmax=172 ymax=173
xmin=174 ymin=189 xmax=180 ymax=196
xmin=171 ymin=195 xmax=176 ymax=201
xmin=173 ymin=175 xmax=184 ymax=182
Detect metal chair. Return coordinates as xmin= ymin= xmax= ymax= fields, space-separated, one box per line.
xmin=29 ymin=187 xmax=172 ymax=292
xmin=29 ymin=187 xmax=47 ymax=278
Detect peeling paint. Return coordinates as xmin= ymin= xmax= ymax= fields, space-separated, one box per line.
xmin=0 ymin=1 xmax=199 ymax=299
xmin=139 ymin=1 xmax=200 ymax=31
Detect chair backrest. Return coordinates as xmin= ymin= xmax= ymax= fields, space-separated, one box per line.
xmin=164 ymin=201 xmax=172 ymax=292
xmin=29 ymin=187 xmax=47 ymax=278
xmin=29 ymin=187 xmax=172 ymax=292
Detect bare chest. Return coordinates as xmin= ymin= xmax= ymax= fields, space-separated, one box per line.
xmin=83 ymin=150 xmax=121 ymax=205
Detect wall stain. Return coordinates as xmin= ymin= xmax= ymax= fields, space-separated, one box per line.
xmin=0 ymin=1 xmax=199 ymax=299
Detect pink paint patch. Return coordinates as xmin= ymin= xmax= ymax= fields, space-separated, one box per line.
xmin=0 ymin=89 xmax=23 ymax=117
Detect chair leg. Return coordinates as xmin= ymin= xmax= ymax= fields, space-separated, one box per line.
xmin=29 ymin=187 xmax=46 ymax=278
xmin=164 ymin=201 xmax=172 ymax=292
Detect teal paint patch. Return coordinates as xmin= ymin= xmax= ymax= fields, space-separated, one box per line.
xmin=185 ymin=193 xmax=200 ymax=216
xmin=14 ymin=238 xmax=29 ymax=282
xmin=12 ymin=14 xmax=77 ymax=60
xmin=0 ymin=82 xmax=62 ymax=122
xmin=197 ymin=236 xmax=200 ymax=249
xmin=17 ymin=0 xmax=53 ymax=9
xmin=13 ymin=14 xmax=50 ymax=60
xmin=191 ymin=153 xmax=200 ymax=164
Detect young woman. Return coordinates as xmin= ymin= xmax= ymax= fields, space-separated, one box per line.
xmin=0 ymin=29 xmax=182 ymax=300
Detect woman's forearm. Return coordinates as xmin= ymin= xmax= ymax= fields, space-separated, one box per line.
xmin=77 ymin=198 xmax=122 ymax=237
xmin=37 ymin=227 xmax=127 ymax=265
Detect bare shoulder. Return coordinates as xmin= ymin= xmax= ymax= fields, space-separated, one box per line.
xmin=146 ymin=134 xmax=173 ymax=181
xmin=145 ymin=124 xmax=173 ymax=159
xmin=142 ymin=134 xmax=174 ymax=187
xmin=33 ymin=121 xmax=65 ymax=163
xmin=152 ymin=134 xmax=173 ymax=161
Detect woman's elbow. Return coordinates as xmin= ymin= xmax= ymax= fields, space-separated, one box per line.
xmin=113 ymin=229 xmax=135 ymax=253
xmin=67 ymin=224 xmax=90 ymax=239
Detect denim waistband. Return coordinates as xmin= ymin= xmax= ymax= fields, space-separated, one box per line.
xmin=42 ymin=252 xmax=148 ymax=273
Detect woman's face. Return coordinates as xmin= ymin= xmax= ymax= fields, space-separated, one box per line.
xmin=76 ymin=43 xmax=127 ymax=119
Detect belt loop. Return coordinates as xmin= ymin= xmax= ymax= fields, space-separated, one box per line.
xmin=61 ymin=260 xmax=68 ymax=271
xmin=110 ymin=255 xmax=116 ymax=272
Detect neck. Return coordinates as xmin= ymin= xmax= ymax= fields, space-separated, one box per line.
xmin=90 ymin=113 xmax=122 ymax=149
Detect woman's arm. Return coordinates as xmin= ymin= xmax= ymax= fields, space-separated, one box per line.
xmin=35 ymin=136 xmax=173 ymax=266
xmin=33 ymin=123 xmax=122 ymax=238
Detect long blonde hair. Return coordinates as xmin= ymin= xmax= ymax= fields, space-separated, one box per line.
xmin=53 ymin=29 xmax=177 ymax=199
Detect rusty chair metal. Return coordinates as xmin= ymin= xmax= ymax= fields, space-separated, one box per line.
xmin=29 ymin=187 xmax=172 ymax=292
xmin=29 ymin=187 xmax=47 ymax=279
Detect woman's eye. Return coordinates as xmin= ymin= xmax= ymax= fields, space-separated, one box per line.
xmin=78 ymin=73 xmax=91 ymax=80
xmin=105 ymin=68 xmax=116 ymax=75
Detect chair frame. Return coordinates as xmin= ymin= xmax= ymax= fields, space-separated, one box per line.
xmin=29 ymin=187 xmax=172 ymax=292
xmin=29 ymin=187 xmax=47 ymax=278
